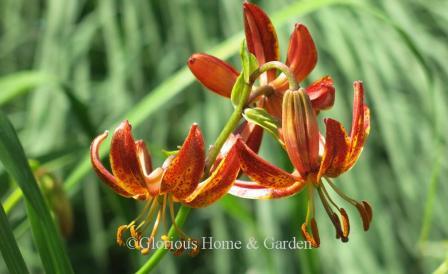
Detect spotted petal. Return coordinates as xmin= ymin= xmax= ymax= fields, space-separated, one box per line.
xmin=90 ymin=131 xmax=133 ymax=198
xmin=110 ymin=121 xmax=148 ymax=199
xmin=162 ymin=124 xmax=205 ymax=200
xmin=236 ymin=138 xmax=298 ymax=188
xmin=318 ymin=118 xmax=350 ymax=178
xmin=185 ymin=145 xmax=240 ymax=207
xmin=243 ymin=2 xmax=279 ymax=84
xmin=346 ymin=82 xmax=370 ymax=169
xmin=188 ymin=53 xmax=239 ymax=98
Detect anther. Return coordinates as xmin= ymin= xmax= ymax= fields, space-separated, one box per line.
xmin=189 ymin=239 xmax=200 ymax=257
xmin=340 ymin=208 xmax=350 ymax=239
xmin=362 ymin=201 xmax=373 ymax=224
xmin=355 ymin=202 xmax=370 ymax=231
xmin=301 ymin=221 xmax=320 ymax=248
xmin=116 ymin=225 xmax=127 ymax=246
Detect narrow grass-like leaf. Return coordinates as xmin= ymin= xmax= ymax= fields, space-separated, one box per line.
xmin=0 ymin=112 xmax=74 ymax=274
xmin=0 ymin=71 xmax=50 ymax=106
xmin=0 ymin=203 xmax=29 ymax=274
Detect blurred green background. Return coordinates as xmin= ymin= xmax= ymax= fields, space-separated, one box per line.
xmin=0 ymin=0 xmax=447 ymax=273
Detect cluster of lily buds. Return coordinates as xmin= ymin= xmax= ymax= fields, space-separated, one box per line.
xmin=90 ymin=2 xmax=372 ymax=253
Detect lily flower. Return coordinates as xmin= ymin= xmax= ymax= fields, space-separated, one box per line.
xmin=188 ymin=2 xmax=335 ymax=119
xmin=90 ymin=121 xmax=240 ymax=255
xmin=230 ymin=82 xmax=371 ymax=247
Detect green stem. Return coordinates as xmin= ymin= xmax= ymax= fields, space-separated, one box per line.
xmin=205 ymin=99 xmax=248 ymax=171
xmin=254 ymin=61 xmax=299 ymax=90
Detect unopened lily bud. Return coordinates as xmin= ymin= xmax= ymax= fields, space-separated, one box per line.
xmin=37 ymin=171 xmax=73 ymax=238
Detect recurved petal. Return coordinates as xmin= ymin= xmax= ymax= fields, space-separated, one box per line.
xmin=318 ymin=118 xmax=350 ymax=178
xmin=188 ymin=53 xmax=239 ymax=98
xmin=229 ymin=180 xmax=306 ymax=199
xmin=162 ymin=124 xmax=205 ymax=200
xmin=344 ymin=82 xmax=370 ymax=171
xmin=305 ymin=76 xmax=335 ymax=111
xmin=90 ymin=131 xmax=133 ymax=198
xmin=282 ymin=89 xmax=320 ymax=176
xmin=236 ymin=139 xmax=298 ymax=188
xmin=184 ymin=145 xmax=240 ymax=208
xmin=110 ymin=121 xmax=148 ymax=199
xmin=243 ymin=2 xmax=279 ymax=83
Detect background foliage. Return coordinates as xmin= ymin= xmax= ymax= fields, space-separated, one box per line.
xmin=0 ymin=0 xmax=447 ymax=273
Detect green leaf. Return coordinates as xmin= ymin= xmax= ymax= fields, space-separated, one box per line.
xmin=0 ymin=203 xmax=29 ymax=274
xmin=0 ymin=112 xmax=74 ymax=274
xmin=161 ymin=149 xmax=179 ymax=157
xmin=243 ymin=107 xmax=281 ymax=141
xmin=240 ymin=40 xmax=259 ymax=84
xmin=230 ymin=74 xmax=246 ymax=108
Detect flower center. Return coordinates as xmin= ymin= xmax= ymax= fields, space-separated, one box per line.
xmin=116 ymin=194 xmax=199 ymax=256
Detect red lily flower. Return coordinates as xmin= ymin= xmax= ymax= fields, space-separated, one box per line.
xmin=90 ymin=121 xmax=240 ymax=255
xmin=230 ymin=82 xmax=371 ymax=247
xmin=188 ymin=2 xmax=335 ymax=119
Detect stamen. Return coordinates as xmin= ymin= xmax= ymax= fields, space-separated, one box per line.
xmin=116 ymin=225 xmax=127 ymax=246
xmin=363 ymin=201 xmax=373 ymax=223
xmin=310 ymin=218 xmax=320 ymax=246
xmin=320 ymin=184 xmax=350 ymax=241
xmin=355 ymin=203 xmax=370 ymax=231
xmin=324 ymin=178 xmax=357 ymax=206
xmin=301 ymin=186 xmax=319 ymax=248
xmin=189 ymin=239 xmax=200 ymax=257
xmin=129 ymin=225 xmax=142 ymax=249
xmin=138 ymin=197 xmax=160 ymax=233
xmin=317 ymin=186 xmax=342 ymax=239
xmin=325 ymin=177 xmax=371 ymax=232
xmin=339 ymin=208 xmax=350 ymax=242
xmin=305 ymin=185 xmax=315 ymax=225
xmin=148 ymin=201 xmax=164 ymax=240
xmin=301 ymin=220 xmax=320 ymax=248
xmin=160 ymin=194 xmax=168 ymax=232
xmin=168 ymin=195 xmax=188 ymax=238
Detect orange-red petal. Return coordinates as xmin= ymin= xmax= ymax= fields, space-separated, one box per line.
xmin=110 ymin=121 xmax=148 ymax=199
xmin=229 ymin=180 xmax=306 ymax=199
xmin=346 ymin=82 xmax=369 ymax=167
xmin=188 ymin=53 xmax=238 ymax=98
xmin=162 ymin=124 xmax=205 ymax=200
xmin=243 ymin=2 xmax=279 ymax=84
xmin=282 ymin=89 xmax=320 ymax=176
xmin=90 ymin=131 xmax=133 ymax=198
xmin=286 ymin=24 xmax=317 ymax=82
xmin=184 ymin=145 xmax=240 ymax=207
xmin=236 ymin=139 xmax=298 ymax=188
xmin=318 ymin=118 xmax=350 ymax=178
xmin=305 ymin=76 xmax=335 ymax=111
